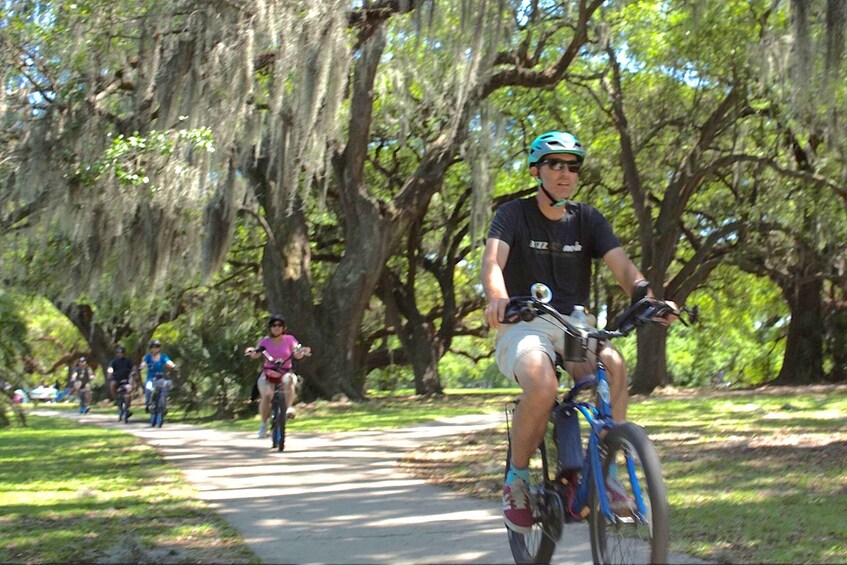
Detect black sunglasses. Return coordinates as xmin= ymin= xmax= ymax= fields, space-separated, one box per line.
xmin=270 ymin=322 xmax=285 ymax=327
xmin=538 ymin=158 xmax=582 ymax=173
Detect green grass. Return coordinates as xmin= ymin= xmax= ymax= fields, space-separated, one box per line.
xmin=629 ymin=388 xmax=847 ymax=563
xmin=0 ymin=416 xmax=258 ymax=564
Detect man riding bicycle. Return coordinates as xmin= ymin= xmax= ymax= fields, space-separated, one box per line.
xmin=481 ymin=130 xmax=677 ymax=533
xmin=245 ymin=313 xmax=311 ymax=439
xmin=107 ymin=346 xmax=135 ymax=420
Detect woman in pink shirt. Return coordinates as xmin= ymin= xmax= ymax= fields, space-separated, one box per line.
xmin=245 ymin=313 xmax=311 ymax=439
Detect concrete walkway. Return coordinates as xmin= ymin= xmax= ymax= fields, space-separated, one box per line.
xmin=33 ymin=408 xmax=703 ymax=564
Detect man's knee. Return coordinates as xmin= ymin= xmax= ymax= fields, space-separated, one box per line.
xmin=599 ymin=346 xmax=626 ymax=374
xmin=514 ymin=352 xmax=558 ymax=399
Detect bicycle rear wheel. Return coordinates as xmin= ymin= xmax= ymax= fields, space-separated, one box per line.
xmin=505 ymin=414 xmax=560 ymax=563
xmin=589 ymin=422 xmax=669 ymax=565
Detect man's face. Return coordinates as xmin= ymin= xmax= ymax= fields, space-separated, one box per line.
xmin=531 ymin=152 xmax=582 ymax=198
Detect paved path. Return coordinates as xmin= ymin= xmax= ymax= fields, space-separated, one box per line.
xmin=33 ymin=409 xmax=704 ymax=564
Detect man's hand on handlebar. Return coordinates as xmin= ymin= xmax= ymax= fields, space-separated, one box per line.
xmin=485 ymin=297 xmax=511 ymax=329
xmin=651 ymin=299 xmax=679 ymax=326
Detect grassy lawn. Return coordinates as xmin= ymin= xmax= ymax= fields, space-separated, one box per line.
xmin=397 ymin=385 xmax=847 ymax=564
xmin=0 ymin=415 xmax=258 ymax=564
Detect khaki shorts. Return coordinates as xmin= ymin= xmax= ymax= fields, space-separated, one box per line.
xmin=257 ymin=372 xmax=297 ymax=396
xmin=495 ymin=313 xmax=598 ymax=382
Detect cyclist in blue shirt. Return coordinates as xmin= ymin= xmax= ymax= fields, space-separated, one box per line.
xmin=139 ymin=340 xmax=176 ymax=412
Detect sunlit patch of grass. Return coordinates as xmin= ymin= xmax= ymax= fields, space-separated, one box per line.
xmin=0 ymin=416 xmax=258 ymax=564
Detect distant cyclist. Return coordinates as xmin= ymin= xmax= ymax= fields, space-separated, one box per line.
xmin=244 ymin=314 xmax=311 ymax=439
xmin=139 ymin=340 xmax=176 ymax=412
xmin=70 ymin=356 xmax=95 ymax=414
xmin=107 ymin=346 xmax=135 ymax=420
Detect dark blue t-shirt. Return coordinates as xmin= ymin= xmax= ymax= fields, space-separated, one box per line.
xmin=109 ymin=357 xmax=134 ymax=382
xmin=487 ymin=198 xmax=621 ymax=314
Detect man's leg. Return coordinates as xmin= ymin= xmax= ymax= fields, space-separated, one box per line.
xmin=509 ymin=351 xmax=559 ymax=467
xmin=598 ymin=345 xmax=628 ymax=422
xmin=503 ymin=350 xmax=558 ymax=533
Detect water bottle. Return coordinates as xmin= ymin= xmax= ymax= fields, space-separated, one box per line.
xmin=571 ymin=305 xmax=589 ymax=330
xmin=565 ymin=305 xmax=590 ymax=362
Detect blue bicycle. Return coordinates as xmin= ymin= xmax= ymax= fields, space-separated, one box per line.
xmin=504 ymin=283 xmax=695 ymax=564
xmin=148 ymin=371 xmax=174 ymax=428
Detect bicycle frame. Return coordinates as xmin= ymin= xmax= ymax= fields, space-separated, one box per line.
xmin=507 ymin=287 xmax=680 ymax=523
xmin=564 ymin=371 xmax=649 ymax=524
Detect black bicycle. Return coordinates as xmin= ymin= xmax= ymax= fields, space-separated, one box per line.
xmin=503 ymin=283 xmax=696 ymax=565
xmin=116 ymin=380 xmax=132 ymax=423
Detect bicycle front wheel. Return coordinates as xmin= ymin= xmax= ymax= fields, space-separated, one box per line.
xmin=156 ymin=392 xmax=167 ymax=427
xmin=589 ymin=422 xmax=669 ymax=565
xmin=505 ymin=432 xmax=560 ymax=564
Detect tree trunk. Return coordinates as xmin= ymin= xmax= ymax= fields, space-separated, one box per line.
xmin=405 ymin=321 xmax=445 ymax=395
xmin=630 ymin=324 xmax=669 ymax=394
xmin=825 ymin=305 xmax=847 ymax=382
xmin=774 ymin=278 xmax=824 ymax=384
xmin=52 ymin=301 xmax=114 ymax=400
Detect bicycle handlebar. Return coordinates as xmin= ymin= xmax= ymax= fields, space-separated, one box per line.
xmin=503 ymin=284 xmax=697 ymax=341
xmin=244 ymin=344 xmax=311 ymax=369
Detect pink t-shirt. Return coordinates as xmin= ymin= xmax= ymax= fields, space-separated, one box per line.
xmin=257 ymin=334 xmax=299 ymax=375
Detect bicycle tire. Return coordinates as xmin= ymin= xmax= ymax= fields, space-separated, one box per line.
xmin=149 ymin=390 xmax=159 ymax=427
xmin=118 ymin=394 xmax=127 ymax=422
xmin=270 ymin=388 xmax=281 ymax=449
xmin=588 ymin=422 xmax=669 ymax=565
xmin=505 ymin=428 xmax=558 ymax=564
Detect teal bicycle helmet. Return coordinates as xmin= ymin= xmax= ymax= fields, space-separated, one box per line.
xmin=528 ymin=131 xmax=586 ymax=166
